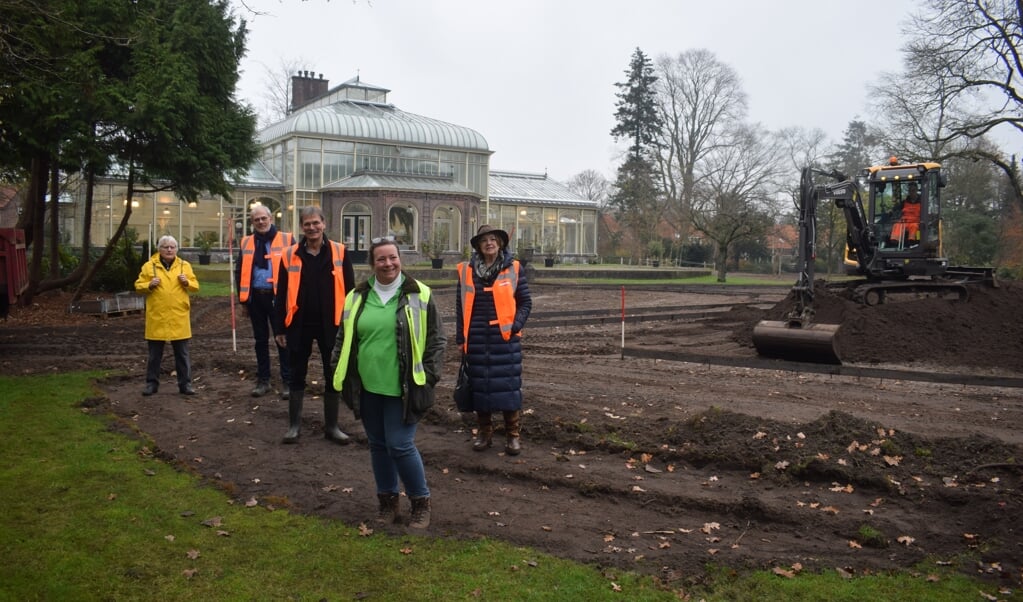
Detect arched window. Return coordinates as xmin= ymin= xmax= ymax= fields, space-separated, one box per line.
xmin=431 ymin=205 xmax=461 ymax=252
xmin=387 ymin=204 xmax=417 ymax=250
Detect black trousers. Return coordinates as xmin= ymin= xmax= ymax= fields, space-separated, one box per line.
xmin=288 ymin=323 xmax=337 ymax=394
xmin=145 ymin=339 xmax=191 ymax=389
xmin=247 ymin=291 xmax=291 ymax=384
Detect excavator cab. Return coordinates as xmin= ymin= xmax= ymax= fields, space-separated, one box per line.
xmin=844 ymin=161 xmax=946 ymax=277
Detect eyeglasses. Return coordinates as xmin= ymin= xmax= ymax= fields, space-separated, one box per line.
xmin=371 ymin=236 xmax=395 ymax=244
xmin=252 ymin=216 xmax=270 ymax=223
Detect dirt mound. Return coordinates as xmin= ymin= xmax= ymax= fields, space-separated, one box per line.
xmin=736 ymin=280 xmax=1023 ymax=372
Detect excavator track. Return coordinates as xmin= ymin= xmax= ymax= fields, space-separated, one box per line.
xmin=849 ymin=280 xmax=970 ymax=306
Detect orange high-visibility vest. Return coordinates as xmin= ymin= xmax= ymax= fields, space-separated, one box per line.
xmin=457 ymin=260 xmax=520 ymax=353
xmin=891 ymin=200 xmax=921 ymax=244
xmin=238 ymin=231 xmax=295 ymax=302
xmin=282 ymin=240 xmax=347 ymax=327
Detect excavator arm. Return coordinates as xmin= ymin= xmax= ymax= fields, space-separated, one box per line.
xmin=752 ymin=167 xmax=872 ymax=364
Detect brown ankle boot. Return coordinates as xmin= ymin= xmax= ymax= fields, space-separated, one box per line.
xmin=375 ymin=493 xmax=400 ymax=525
xmin=472 ymin=412 xmax=493 ymax=451
xmin=409 ymin=496 xmax=431 ymax=529
xmin=503 ymin=410 xmax=522 ymax=456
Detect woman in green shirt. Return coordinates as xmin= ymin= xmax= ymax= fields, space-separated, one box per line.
xmin=331 ymin=237 xmax=446 ymax=529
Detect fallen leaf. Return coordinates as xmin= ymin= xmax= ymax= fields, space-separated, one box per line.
xmin=707 ymin=549 xmax=718 ymax=555
xmin=749 ymin=472 xmax=761 ymax=480
xmin=201 ymin=516 xmax=222 ymax=528
xmin=821 ymin=506 xmax=840 ymax=515
xmin=610 ymin=583 xmax=622 ymax=592
xmin=774 ymin=460 xmax=789 ymax=471
xmin=883 ymin=455 xmax=902 ymax=466
xmin=658 ymin=541 xmax=671 ymax=549
xmin=772 ymin=566 xmax=795 ymax=579
xmin=644 ymin=464 xmax=661 ymax=473
xmin=926 ymin=574 xmax=940 ymax=582
xmin=829 ymin=483 xmax=854 ymax=493
xmin=752 ymin=431 xmax=767 ymax=440
xmin=164 ymin=534 xmax=175 ymax=542
xmin=186 ymin=549 xmax=200 ymax=560
xmin=358 ymin=523 xmax=373 ymax=536
xmin=897 ymin=535 xmax=915 ymax=546
xmin=216 ymin=530 xmax=230 ymax=537
xmin=848 ymin=540 xmax=862 ymax=549
xmin=400 ymin=547 xmax=413 ymax=555
xmin=640 ymin=453 xmax=653 ymax=463
xmin=182 ymin=568 xmax=197 ymax=579
xmin=603 ymin=534 xmax=615 ymax=542
xmin=701 ymin=522 xmax=720 ymax=534
xmin=541 ymin=525 xmax=552 ymax=531
xmin=631 ymin=485 xmax=646 ymax=492
xmin=244 ymin=497 xmax=258 ymax=507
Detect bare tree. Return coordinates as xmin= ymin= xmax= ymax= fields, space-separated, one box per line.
xmin=652 ymin=49 xmax=748 ymax=237
xmin=566 ymin=169 xmax=610 ymax=209
xmin=690 ymin=124 xmax=783 ymax=282
xmin=901 ymin=0 xmax=1023 ymax=205
xmin=254 ymin=56 xmax=311 ymax=128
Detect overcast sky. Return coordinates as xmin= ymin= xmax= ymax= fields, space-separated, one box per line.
xmin=234 ymin=0 xmax=917 ymax=183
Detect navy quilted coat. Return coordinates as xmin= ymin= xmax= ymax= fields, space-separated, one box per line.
xmin=455 ymin=249 xmax=532 ymax=412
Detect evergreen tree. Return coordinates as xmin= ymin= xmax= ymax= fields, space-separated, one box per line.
xmin=611 ymin=48 xmax=661 ymax=162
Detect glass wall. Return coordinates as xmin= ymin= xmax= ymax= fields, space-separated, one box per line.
xmin=484 ymin=203 xmax=598 ymax=257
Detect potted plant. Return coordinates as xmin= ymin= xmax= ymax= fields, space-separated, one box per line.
xmin=515 ymin=240 xmax=535 ymax=265
xmin=647 ymin=239 xmax=664 ymax=268
xmin=194 ymin=231 xmax=218 ymax=265
xmin=422 ymin=232 xmax=446 ymax=269
xmin=542 ymin=235 xmax=559 ymax=268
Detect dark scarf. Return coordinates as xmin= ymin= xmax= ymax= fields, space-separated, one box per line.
xmin=253 ymin=225 xmax=278 ymax=270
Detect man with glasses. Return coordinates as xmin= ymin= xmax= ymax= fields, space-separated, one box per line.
xmin=274 ymin=206 xmax=355 ymax=444
xmin=235 ymin=205 xmax=294 ymax=399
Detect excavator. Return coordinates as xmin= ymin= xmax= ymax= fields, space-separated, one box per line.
xmin=752 ymin=158 xmax=995 ymax=364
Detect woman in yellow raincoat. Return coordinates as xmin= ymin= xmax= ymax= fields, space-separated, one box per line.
xmin=134 ymin=235 xmax=200 ymax=396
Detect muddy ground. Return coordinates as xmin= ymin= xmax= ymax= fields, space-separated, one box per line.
xmin=2 ymin=278 xmax=1022 ymax=592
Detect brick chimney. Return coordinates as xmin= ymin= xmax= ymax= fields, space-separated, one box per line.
xmin=290 ymin=71 xmax=329 ymax=113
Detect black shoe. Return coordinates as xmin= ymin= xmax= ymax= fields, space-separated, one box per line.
xmin=180 ymin=384 xmax=196 ymax=396
xmin=251 ymin=381 xmax=270 ymax=397
xmin=142 ymin=383 xmax=158 ymax=396
xmin=280 ymin=386 xmax=290 ymax=401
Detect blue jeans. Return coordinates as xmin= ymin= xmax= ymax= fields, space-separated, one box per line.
xmin=360 ymin=390 xmax=429 ymax=498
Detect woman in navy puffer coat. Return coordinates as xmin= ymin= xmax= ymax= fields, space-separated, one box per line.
xmin=455 ymin=225 xmax=532 ymax=455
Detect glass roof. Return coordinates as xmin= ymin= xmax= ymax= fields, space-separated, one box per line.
xmin=488 ymin=171 xmax=595 ymax=207
xmin=258 ymin=100 xmax=490 ymax=152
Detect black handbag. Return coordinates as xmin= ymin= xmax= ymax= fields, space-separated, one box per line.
xmin=453 ymin=356 xmax=473 ymax=412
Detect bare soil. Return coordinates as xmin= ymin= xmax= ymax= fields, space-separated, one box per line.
xmin=2 ymin=279 xmax=1022 ymax=591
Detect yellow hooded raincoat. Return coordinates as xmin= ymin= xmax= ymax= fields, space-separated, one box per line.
xmin=134 ymin=253 xmax=200 ymax=341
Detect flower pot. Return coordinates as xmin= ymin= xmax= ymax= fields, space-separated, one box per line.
xmin=544 ymin=258 xmax=555 ymax=268
xmin=198 ymin=254 xmax=211 ymax=266
xmin=431 ymin=258 xmax=444 ymax=269
xmin=652 ymin=260 xmax=660 ymax=268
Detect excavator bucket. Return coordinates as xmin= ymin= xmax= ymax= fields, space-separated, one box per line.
xmin=752 ymin=320 xmax=842 ymax=364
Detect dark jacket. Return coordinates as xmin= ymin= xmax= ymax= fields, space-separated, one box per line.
xmin=273 ymin=236 xmax=355 ymax=349
xmin=330 ymin=275 xmax=446 ymax=424
xmin=455 ymin=248 xmax=532 ymax=412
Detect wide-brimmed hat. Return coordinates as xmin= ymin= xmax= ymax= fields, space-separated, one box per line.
xmin=470 ymin=224 xmax=509 ymax=250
